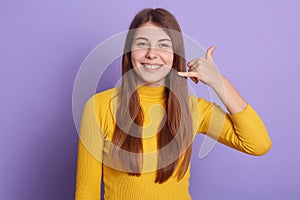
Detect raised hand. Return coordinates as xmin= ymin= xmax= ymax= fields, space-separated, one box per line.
xmin=178 ymin=46 xmax=222 ymax=88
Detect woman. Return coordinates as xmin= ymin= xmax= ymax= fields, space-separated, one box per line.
xmin=75 ymin=8 xmax=272 ymax=200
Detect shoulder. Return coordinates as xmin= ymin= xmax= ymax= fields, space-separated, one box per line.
xmin=83 ymin=88 xmax=119 ymax=138
xmin=83 ymin=87 xmax=119 ymax=119
xmin=189 ymin=95 xmax=212 ymax=109
xmin=94 ymin=87 xmax=119 ymax=103
xmin=84 ymin=87 xmax=119 ymax=108
xmin=188 ymin=95 xmax=217 ymax=123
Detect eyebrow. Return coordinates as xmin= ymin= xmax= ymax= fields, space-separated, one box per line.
xmin=134 ymin=37 xmax=172 ymax=42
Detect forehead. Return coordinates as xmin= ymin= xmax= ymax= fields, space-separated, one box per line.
xmin=133 ymin=22 xmax=170 ymax=40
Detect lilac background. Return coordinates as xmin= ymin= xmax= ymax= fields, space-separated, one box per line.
xmin=1 ymin=0 xmax=299 ymax=199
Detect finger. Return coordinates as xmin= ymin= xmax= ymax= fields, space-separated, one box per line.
xmin=188 ymin=60 xmax=203 ymax=72
xmin=188 ymin=63 xmax=198 ymax=71
xmin=187 ymin=68 xmax=199 ymax=83
xmin=178 ymin=71 xmax=199 ymax=77
xmin=187 ymin=56 xmax=203 ymax=67
xmin=188 ymin=63 xmax=202 ymax=72
xmin=178 ymin=72 xmax=199 ymax=84
xmin=206 ymin=46 xmax=216 ymax=61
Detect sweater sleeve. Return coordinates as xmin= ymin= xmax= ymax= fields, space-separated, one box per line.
xmin=75 ymin=96 xmax=105 ymax=199
xmin=197 ymin=98 xmax=272 ymax=156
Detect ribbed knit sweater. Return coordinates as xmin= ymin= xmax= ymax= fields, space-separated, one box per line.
xmin=75 ymin=85 xmax=271 ymax=200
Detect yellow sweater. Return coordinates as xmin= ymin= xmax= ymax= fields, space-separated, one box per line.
xmin=75 ymin=85 xmax=271 ymax=200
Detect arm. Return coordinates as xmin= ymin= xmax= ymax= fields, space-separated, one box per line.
xmin=196 ymin=97 xmax=272 ymax=155
xmin=179 ymin=46 xmax=272 ymax=155
xmin=75 ymin=97 xmax=104 ymax=199
xmin=75 ymin=140 xmax=102 ymax=199
xmin=209 ymin=74 xmax=247 ymax=114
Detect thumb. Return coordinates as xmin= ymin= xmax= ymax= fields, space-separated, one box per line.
xmin=206 ymin=46 xmax=216 ymax=61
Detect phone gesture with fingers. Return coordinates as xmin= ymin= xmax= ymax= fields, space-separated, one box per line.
xmin=178 ymin=46 xmax=222 ymax=88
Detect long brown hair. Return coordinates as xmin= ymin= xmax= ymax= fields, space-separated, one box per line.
xmin=111 ymin=8 xmax=194 ymax=183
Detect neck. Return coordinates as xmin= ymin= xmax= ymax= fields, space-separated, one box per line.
xmin=136 ymin=78 xmax=167 ymax=88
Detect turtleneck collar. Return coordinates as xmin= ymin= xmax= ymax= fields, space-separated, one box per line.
xmin=137 ymin=84 xmax=167 ymax=101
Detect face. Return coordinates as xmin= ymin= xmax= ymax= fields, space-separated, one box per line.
xmin=131 ymin=21 xmax=174 ymax=87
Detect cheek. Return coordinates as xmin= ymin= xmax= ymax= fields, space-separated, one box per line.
xmin=161 ymin=52 xmax=174 ymax=66
xmin=131 ymin=50 xmax=144 ymax=67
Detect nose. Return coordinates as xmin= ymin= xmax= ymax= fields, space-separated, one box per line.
xmin=145 ymin=47 xmax=158 ymax=59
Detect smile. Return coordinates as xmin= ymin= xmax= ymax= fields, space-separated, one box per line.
xmin=143 ymin=64 xmax=162 ymax=69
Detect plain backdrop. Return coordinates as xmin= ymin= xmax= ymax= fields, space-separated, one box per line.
xmin=1 ymin=0 xmax=300 ymax=199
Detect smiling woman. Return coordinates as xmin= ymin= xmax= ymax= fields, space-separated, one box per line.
xmin=75 ymin=7 xmax=272 ymax=200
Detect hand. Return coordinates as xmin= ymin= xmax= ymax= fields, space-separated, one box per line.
xmin=178 ymin=46 xmax=222 ymax=87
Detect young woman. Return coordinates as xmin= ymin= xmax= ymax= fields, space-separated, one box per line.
xmin=75 ymin=8 xmax=272 ymax=200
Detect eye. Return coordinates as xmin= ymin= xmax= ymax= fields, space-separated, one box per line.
xmin=159 ymin=43 xmax=171 ymax=48
xmin=136 ymin=42 xmax=149 ymax=48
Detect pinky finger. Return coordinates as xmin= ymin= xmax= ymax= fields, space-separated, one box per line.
xmin=178 ymin=71 xmax=200 ymax=84
xmin=177 ymin=71 xmax=199 ymax=77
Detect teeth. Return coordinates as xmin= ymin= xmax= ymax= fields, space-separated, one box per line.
xmin=143 ymin=65 xmax=161 ymax=69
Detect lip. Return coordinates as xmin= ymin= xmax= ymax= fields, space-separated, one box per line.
xmin=141 ymin=62 xmax=163 ymax=66
xmin=141 ymin=63 xmax=163 ymax=73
